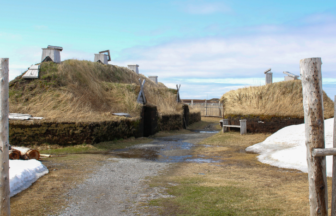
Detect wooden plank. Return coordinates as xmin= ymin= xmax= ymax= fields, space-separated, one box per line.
xmin=300 ymin=57 xmax=327 ymax=215
xmin=312 ymin=148 xmax=336 ymax=157
xmin=0 ymin=58 xmax=10 ymax=215
xmin=332 ymin=95 xmax=336 ymax=216
xmin=222 ymin=125 xmax=241 ymax=128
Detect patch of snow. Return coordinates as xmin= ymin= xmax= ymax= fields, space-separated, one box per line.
xmin=10 ymin=159 xmax=49 ymax=197
xmin=246 ymin=118 xmax=334 ymax=176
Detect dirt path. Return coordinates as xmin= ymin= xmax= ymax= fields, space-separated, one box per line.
xmin=57 ymin=132 xmax=216 ymax=216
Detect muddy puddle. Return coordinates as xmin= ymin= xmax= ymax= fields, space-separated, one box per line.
xmin=189 ymin=130 xmax=219 ymax=134
xmin=111 ymin=137 xmax=221 ymax=164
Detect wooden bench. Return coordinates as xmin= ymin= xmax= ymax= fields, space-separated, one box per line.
xmin=219 ymin=119 xmax=247 ymax=135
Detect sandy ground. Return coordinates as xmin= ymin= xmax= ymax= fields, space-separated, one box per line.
xmin=57 ymin=133 xmax=215 ymax=216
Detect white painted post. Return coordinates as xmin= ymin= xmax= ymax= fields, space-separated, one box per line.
xmin=41 ymin=46 xmax=62 ymax=63
xmin=265 ymin=73 xmax=273 ymax=84
xmin=300 ymin=57 xmax=327 ymax=216
xmin=332 ymin=95 xmax=336 ymax=216
xmin=128 ymin=64 xmax=139 ymax=74
xmin=94 ymin=53 xmax=108 ymax=64
xmin=0 ymin=58 xmax=10 ymax=215
xmin=148 ymin=76 xmax=158 ymax=84
xmin=239 ymin=119 xmax=247 ymax=135
xmin=191 ymin=100 xmax=193 ymax=107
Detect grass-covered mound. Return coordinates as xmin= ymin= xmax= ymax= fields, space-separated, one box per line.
xmin=220 ymin=80 xmax=334 ymax=118
xmin=9 ymin=60 xmax=180 ymax=122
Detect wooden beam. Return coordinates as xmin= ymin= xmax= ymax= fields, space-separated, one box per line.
xmin=222 ymin=125 xmax=240 ymax=128
xmin=332 ymin=95 xmax=336 ymax=216
xmin=313 ymin=148 xmax=336 ymax=157
xmin=0 ymin=58 xmax=10 ymax=216
xmin=137 ymin=79 xmax=146 ymax=104
xmin=301 ymin=57 xmax=328 ymax=215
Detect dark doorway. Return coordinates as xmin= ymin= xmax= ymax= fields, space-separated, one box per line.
xmin=143 ymin=105 xmax=158 ymax=137
xmin=183 ymin=105 xmax=189 ymax=129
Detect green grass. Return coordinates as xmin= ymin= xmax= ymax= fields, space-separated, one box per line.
xmin=149 ymin=177 xmax=281 ymax=216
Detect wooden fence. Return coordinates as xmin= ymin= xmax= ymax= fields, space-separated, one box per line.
xmin=184 ymin=101 xmax=223 ymax=117
xmin=301 ymin=57 xmax=336 ymax=216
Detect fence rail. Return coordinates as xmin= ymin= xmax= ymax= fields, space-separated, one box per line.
xmin=185 ymin=102 xmax=223 ymax=117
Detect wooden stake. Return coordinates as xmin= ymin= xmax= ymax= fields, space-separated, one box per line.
xmin=300 ymin=57 xmax=327 ymax=216
xmin=0 ymin=58 xmax=10 ymax=216
xmin=136 ymin=79 xmax=146 ymax=104
xmin=222 ymin=99 xmax=225 ymax=133
xmin=176 ymin=84 xmax=181 ymax=103
xmin=332 ymin=95 xmax=336 ymax=216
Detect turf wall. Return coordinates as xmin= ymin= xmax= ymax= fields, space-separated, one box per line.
xmin=9 ymin=118 xmax=143 ymax=146
xmin=9 ymin=105 xmax=201 ymax=146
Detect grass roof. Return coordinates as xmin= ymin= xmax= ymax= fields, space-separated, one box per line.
xmin=9 ymin=60 xmax=180 ymax=122
xmin=220 ymin=80 xmax=334 ymax=118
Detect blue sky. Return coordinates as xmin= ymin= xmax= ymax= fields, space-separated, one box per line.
xmin=1 ymin=0 xmax=335 ymax=100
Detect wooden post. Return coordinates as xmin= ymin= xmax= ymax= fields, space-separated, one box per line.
xmin=332 ymin=95 xmax=336 ymax=216
xmin=205 ymin=99 xmax=207 ymax=116
xmin=191 ymin=100 xmax=193 ymax=107
xmin=218 ymin=101 xmax=221 ymax=116
xmin=0 ymin=58 xmax=10 ymax=216
xmin=222 ymin=119 xmax=228 ymax=133
xmin=137 ymin=79 xmax=147 ymax=104
xmin=176 ymin=84 xmax=181 ymax=103
xmin=239 ymin=119 xmax=247 ymax=135
xmin=222 ymin=99 xmax=225 ymax=133
xmin=300 ymin=57 xmax=327 ymax=216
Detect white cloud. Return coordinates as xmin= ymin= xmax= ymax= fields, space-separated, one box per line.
xmin=113 ymin=14 xmax=336 ymax=99
xmin=114 ymin=21 xmax=336 ymax=81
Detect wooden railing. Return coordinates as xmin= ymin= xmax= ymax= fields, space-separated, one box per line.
xmin=184 ymin=101 xmax=223 ymax=117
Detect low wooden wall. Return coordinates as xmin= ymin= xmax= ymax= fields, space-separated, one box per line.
xmin=224 ymin=114 xmax=304 ymax=133
xmin=9 ymin=105 xmax=201 ymax=146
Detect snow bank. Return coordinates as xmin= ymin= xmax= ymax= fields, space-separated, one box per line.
xmin=246 ymin=118 xmax=334 ymax=176
xmin=10 ymin=159 xmax=48 ymax=197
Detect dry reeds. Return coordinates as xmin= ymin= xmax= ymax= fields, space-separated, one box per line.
xmin=9 ymin=60 xmax=179 ymax=122
xmin=220 ymin=80 xmax=334 ymax=118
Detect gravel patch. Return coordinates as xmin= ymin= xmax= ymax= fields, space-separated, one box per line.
xmin=57 ymin=132 xmax=216 ymax=216
xmin=58 ymin=158 xmax=170 ymax=216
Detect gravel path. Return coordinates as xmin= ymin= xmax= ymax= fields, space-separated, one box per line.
xmin=58 ymin=133 xmax=215 ymax=216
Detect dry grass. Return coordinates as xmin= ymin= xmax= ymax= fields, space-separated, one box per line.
xmin=10 ymin=137 xmax=153 ymax=216
xmin=10 ymin=154 xmax=108 ymax=216
xmin=9 ymin=60 xmax=179 ymax=122
xmin=145 ymin=132 xmax=334 ymax=215
xmin=220 ymin=80 xmax=334 ymax=118
xmin=187 ymin=116 xmax=222 ymax=130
